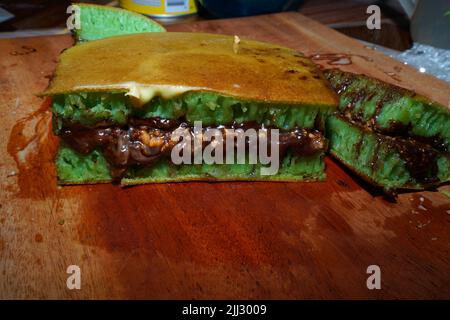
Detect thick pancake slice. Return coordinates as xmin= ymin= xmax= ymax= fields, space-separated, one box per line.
xmin=44 ymin=32 xmax=337 ymax=106
xmin=327 ymin=115 xmax=450 ymax=192
xmin=324 ymin=69 xmax=450 ymax=153
xmin=324 ymin=70 xmax=450 ymax=192
xmin=44 ymin=32 xmax=338 ymax=184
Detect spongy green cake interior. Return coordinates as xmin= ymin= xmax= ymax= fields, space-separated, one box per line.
xmin=325 ymin=69 xmax=450 ymax=152
xmin=326 ymin=115 xmax=450 ymax=190
xmin=53 ymin=91 xmax=334 ymax=184
xmin=52 ymin=92 xmax=333 ymax=132
xmin=57 ymin=146 xmax=111 ymax=183
xmin=323 ymin=69 xmax=450 ymax=191
xmin=56 ymin=144 xmax=326 ymax=184
xmin=73 ymin=3 xmax=166 ymax=43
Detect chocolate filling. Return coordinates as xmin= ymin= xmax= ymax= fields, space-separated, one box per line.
xmin=59 ymin=118 xmax=326 ymax=180
xmin=329 ymin=72 xmax=447 ymax=153
xmin=340 ymin=102 xmax=447 ymax=153
xmin=337 ymin=115 xmax=440 ymax=185
xmin=388 ymin=137 xmax=439 ymax=184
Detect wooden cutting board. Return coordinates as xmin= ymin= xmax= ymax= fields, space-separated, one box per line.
xmin=0 ymin=12 xmax=449 ymax=299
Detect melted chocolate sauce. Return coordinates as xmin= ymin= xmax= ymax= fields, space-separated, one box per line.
xmin=325 ymin=70 xmax=448 ymax=154
xmin=336 ymin=115 xmax=439 ymax=185
xmin=388 ymin=137 xmax=439 ymax=184
xmin=60 ymin=119 xmax=326 ymax=180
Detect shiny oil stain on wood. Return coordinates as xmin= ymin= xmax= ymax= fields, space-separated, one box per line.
xmin=0 ymin=12 xmax=449 ymax=299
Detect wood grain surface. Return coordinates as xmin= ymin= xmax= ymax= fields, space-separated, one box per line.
xmin=0 ymin=12 xmax=449 ymax=299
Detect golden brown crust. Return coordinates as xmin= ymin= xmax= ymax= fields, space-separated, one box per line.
xmin=43 ymin=32 xmax=338 ymax=106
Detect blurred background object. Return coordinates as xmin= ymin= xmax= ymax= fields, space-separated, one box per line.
xmin=119 ymin=0 xmax=198 ymax=22
xmin=0 ymin=0 xmax=448 ymax=52
xmin=196 ymin=0 xmax=303 ymax=18
xmin=406 ymin=0 xmax=450 ymax=50
xmin=0 ymin=0 xmax=412 ymax=50
xmin=0 ymin=1 xmax=448 ymax=82
xmin=0 ymin=6 xmax=14 ymax=23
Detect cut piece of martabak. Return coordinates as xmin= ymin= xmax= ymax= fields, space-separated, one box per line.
xmin=324 ymin=70 xmax=450 ymax=192
xmin=72 ymin=3 xmax=166 ymax=43
xmin=325 ymin=69 xmax=450 ymax=153
xmin=326 ymin=115 xmax=449 ymax=192
xmin=44 ymin=32 xmax=338 ymax=184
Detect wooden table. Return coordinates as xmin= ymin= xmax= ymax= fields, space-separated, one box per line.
xmin=0 ymin=12 xmax=449 ymax=299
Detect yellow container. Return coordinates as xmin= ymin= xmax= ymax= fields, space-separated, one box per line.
xmin=120 ymin=0 xmax=197 ymax=18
